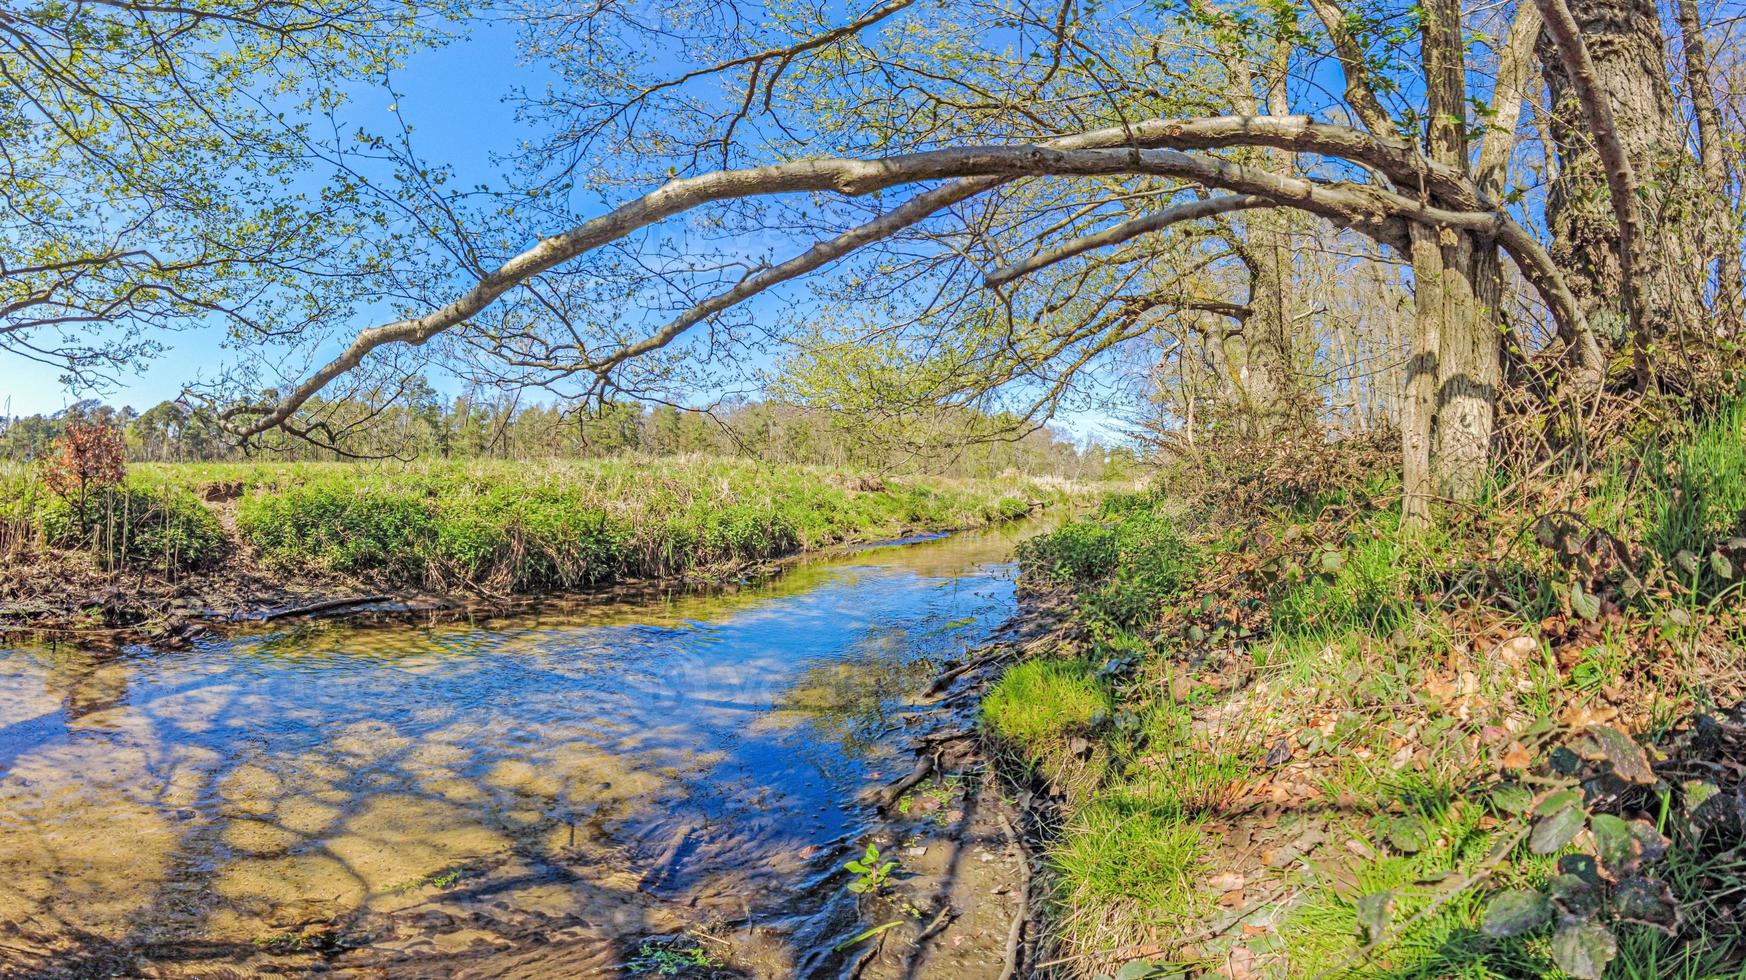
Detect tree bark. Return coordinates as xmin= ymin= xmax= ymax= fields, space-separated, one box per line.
xmin=1538 ymin=0 xmax=1705 ymax=374
xmin=1403 ymin=224 xmax=1444 ymax=531
xmin=1423 ymin=0 xmax=1501 ymax=504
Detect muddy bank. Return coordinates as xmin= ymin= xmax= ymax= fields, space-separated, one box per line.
xmin=0 ymin=519 xmax=1031 ymax=648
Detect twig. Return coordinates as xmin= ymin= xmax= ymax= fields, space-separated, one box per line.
xmin=912 ymin=904 xmax=957 ymax=948
xmin=926 ymin=647 xmax=1013 ymax=696
xmin=867 ymin=751 xmax=938 ymax=812
xmin=998 ymin=812 xmax=1032 ymax=980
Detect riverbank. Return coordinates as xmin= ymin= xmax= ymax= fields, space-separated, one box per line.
xmin=0 ymin=457 xmax=1089 ymax=640
xmin=977 ymin=405 xmax=1746 ymax=978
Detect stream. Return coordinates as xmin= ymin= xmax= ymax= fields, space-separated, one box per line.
xmin=0 ymin=522 xmax=1039 ymax=977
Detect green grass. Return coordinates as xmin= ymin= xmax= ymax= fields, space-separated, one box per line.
xmin=1283 ymin=778 xmax=1559 ymax=979
xmin=982 ymin=657 xmax=1110 ymax=755
xmin=1046 ymin=783 xmax=1209 ymax=956
xmin=1586 ymin=395 xmax=1746 ymax=600
xmin=9 ymin=456 xmax=1086 ymax=587
xmin=982 ymin=656 xmax=1112 ymax=795
xmin=1644 ymin=399 xmax=1746 ymax=563
xmin=1269 ymin=513 xmax=1451 ymax=641
xmin=996 ymin=398 xmax=1746 ymax=979
xmin=1118 ymin=701 xmax=1252 ymax=815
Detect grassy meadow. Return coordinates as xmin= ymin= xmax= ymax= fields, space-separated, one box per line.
xmin=983 ymin=401 xmax=1746 ymax=978
xmin=3 ymin=456 xmax=1081 ymax=592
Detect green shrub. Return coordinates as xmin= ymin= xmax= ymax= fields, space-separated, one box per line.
xmin=39 ymin=484 xmax=225 ymax=572
xmin=239 ymin=483 xmax=435 ymax=579
xmin=1021 ymin=519 xmax=1119 ymax=582
xmin=1019 ymin=520 xmax=1117 ymax=579
xmin=1023 ymin=502 xmax=1199 ymax=629
xmin=1086 ymin=511 xmax=1198 ymax=628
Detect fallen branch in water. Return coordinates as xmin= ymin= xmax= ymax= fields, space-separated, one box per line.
xmin=925 ymin=647 xmax=1013 ymax=696
xmin=865 ymin=751 xmax=938 ymax=812
xmin=249 ymin=594 xmax=391 ymax=622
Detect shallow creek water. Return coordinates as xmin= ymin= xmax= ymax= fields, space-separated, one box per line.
xmin=0 ymin=523 xmax=1037 ymax=977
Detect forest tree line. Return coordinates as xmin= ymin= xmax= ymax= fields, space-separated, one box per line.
xmin=0 ymin=390 xmax=1130 ymax=480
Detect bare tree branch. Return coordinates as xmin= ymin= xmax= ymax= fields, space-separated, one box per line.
xmin=983 ymin=194 xmax=1271 ymax=287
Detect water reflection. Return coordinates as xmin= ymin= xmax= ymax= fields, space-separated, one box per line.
xmin=0 ymin=522 xmax=1036 ymax=972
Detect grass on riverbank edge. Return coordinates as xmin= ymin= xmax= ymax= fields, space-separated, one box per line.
xmin=986 ymin=404 xmax=1746 ymax=979
xmin=3 ymin=457 xmax=1095 ymax=598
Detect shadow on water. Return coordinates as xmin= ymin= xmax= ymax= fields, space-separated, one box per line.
xmin=0 ymin=520 xmax=1044 ymax=977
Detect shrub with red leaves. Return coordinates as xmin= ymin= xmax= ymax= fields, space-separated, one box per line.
xmin=41 ymin=421 xmax=128 ymax=532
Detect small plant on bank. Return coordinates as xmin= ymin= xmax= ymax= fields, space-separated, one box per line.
xmin=625 ymin=937 xmax=723 ymax=977
xmin=844 ymin=842 xmax=898 ymax=895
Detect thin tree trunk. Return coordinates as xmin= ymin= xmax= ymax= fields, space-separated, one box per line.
xmin=1674 ymin=0 xmax=1744 ymax=332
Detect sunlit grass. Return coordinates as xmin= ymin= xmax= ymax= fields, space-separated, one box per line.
xmin=7 ymin=455 xmax=1083 ymax=586
xmin=1046 ymin=783 xmax=1209 ymax=962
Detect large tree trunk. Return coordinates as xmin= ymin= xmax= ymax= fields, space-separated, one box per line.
xmin=1232 ymin=211 xmax=1301 ymax=434
xmin=1418 ymin=0 xmax=1502 ymax=509
xmin=1193 ymin=12 xmax=1304 ymax=438
xmin=1539 ymin=0 xmax=1709 ymax=357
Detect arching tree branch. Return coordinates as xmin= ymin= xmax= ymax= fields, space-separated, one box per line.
xmin=230 ymin=124 xmax=1586 ymax=438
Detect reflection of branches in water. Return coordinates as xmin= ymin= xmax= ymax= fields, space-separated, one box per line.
xmin=25 ymin=645 xmax=133 ymax=721
xmin=776 ymin=638 xmax=935 ymax=758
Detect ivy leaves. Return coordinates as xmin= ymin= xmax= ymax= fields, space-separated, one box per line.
xmin=1480 ymin=725 xmax=1677 ymax=979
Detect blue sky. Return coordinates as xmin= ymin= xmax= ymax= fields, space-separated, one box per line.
xmin=1 ymin=19 xmax=537 ymax=417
